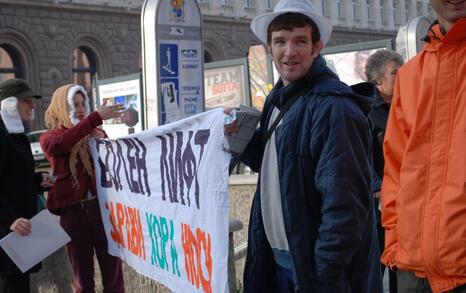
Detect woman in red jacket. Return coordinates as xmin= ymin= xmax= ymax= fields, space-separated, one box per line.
xmin=40 ymin=84 xmax=125 ymax=292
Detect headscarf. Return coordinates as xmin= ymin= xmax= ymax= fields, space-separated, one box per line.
xmin=44 ymin=84 xmax=93 ymax=187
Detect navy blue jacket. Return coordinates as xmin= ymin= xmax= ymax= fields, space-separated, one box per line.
xmin=241 ymin=56 xmax=383 ymax=293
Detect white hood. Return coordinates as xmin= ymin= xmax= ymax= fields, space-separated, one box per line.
xmin=0 ymin=97 xmax=26 ymax=134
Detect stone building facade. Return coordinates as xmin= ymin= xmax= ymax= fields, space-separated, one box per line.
xmin=0 ymin=0 xmax=434 ymax=129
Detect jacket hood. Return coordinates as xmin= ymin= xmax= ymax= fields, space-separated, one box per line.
xmin=0 ymin=97 xmax=26 ymax=134
xmin=346 ymin=82 xmax=376 ymax=115
xmin=310 ymin=56 xmax=375 ymax=115
xmin=270 ymin=55 xmax=375 ymax=115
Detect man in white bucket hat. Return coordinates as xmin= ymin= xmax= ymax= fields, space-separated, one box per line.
xmin=225 ymin=0 xmax=383 ymax=292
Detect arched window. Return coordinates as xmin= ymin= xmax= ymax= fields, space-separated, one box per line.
xmin=72 ymin=46 xmax=97 ymax=94
xmin=0 ymin=44 xmax=23 ymax=83
xmin=138 ymin=54 xmax=142 ymax=71
xmin=204 ymin=50 xmax=214 ymax=63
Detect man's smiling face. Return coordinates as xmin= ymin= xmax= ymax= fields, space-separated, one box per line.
xmin=269 ymin=25 xmax=323 ymax=87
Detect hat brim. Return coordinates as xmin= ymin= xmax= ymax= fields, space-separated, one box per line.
xmin=15 ymin=90 xmax=41 ymax=99
xmin=250 ymin=9 xmax=332 ymax=46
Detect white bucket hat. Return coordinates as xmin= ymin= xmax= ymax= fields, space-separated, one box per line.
xmin=250 ymin=0 xmax=333 ymax=46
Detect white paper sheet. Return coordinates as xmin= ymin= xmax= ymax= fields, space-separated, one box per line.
xmin=0 ymin=209 xmax=71 ymax=272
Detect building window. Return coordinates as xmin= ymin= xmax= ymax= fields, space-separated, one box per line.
xmin=244 ymin=0 xmax=251 ymax=7
xmin=367 ymin=0 xmax=373 ymax=20
xmin=427 ymin=3 xmax=434 ymax=19
xmin=337 ymin=0 xmax=342 ymax=17
xmin=72 ymin=46 xmax=97 ymax=94
xmin=0 ymin=45 xmax=23 ymax=83
xmin=321 ymin=0 xmax=327 ymax=16
xmin=353 ymin=0 xmax=358 ymax=19
xmin=406 ymin=0 xmax=409 ymax=19
xmin=417 ymin=1 xmax=422 ymax=15
xmin=380 ymin=0 xmax=385 ymax=23
xmin=204 ymin=50 xmax=214 ymax=63
xmin=267 ymin=0 xmax=272 ymax=9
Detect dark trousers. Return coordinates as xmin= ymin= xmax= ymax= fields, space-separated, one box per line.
xmin=0 ymin=273 xmax=30 ymax=293
xmin=375 ymin=199 xmax=397 ymax=293
xmin=397 ymin=270 xmax=466 ymax=293
xmin=60 ymin=199 xmax=124 ymax=293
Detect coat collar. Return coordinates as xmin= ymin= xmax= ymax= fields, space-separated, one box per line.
xmin=268 ymin=56 xmax=337 ymax=109
xmin=424 ymin=18 xmax=466 ymax=51
xmin=373 ymin=91 xmax=389 ymax=108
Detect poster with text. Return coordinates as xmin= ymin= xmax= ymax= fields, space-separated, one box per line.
xmin=89 ymin=109 xmax=231 ymax=293
xmin=204 ymin=65 xmax=246 ymax=108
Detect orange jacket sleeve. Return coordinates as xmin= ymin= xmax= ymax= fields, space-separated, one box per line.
xmin=380 ymin=74 xmax=409 ymax=267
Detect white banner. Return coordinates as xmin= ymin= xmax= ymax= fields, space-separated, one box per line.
xmin=89 ymin=109 xmax=231 ymax=293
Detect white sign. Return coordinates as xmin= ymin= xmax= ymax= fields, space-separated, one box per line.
xmin=89 ymin=109 xmax=230 ymax=293
xmin=323 ymin=49 xmax=378 ymax=85
xmin=204 ymin=64 xmax=247 ymax=109
xmin=0 ymin=210 xmax=71 ymax=273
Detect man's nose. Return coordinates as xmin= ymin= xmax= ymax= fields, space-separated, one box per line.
xmin=284 ymin=43 xmax=297 ymax=57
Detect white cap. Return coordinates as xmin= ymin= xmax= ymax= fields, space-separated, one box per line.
xmin=250 ymin=0 xmax=333 ymax=45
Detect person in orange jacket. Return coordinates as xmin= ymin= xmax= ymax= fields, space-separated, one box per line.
xmin=381 ymin=1 xmax=466 ymax=292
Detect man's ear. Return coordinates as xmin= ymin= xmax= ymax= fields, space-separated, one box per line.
xmin=312 ymin=40 xmax=324 ymax=58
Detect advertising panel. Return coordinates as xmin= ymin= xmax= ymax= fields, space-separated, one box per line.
xmin=204 ymin=58 xmax=250 ymax=109
xmin=96 ymin=73 xmax=143 ymax=139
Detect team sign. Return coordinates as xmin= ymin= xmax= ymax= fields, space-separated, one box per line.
xmin=90 ymin=109 xmax=231 ymax=293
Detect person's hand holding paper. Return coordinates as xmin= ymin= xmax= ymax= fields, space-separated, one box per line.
xmin=0 ymin=210 xmax=71 ymax=273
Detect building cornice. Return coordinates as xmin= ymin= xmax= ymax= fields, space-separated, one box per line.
xmin=0 ymin=0 xmax=141 ymax=15
xmin=0 ymin=0 xmax=403 ymax=34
